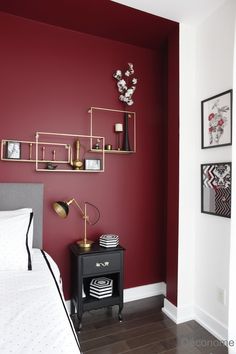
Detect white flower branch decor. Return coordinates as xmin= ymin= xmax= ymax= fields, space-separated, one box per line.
xmin=113 ymin=63 xmax=138 ymax=106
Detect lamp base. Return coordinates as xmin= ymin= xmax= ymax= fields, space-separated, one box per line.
xmin=76 ymin=239 xmax=94 ymax=248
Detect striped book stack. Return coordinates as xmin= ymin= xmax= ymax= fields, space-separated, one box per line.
xmin=90 ymin=277 xmax=113 ymax=299
xmin=99 ymin=234 xmax=119 ymax=248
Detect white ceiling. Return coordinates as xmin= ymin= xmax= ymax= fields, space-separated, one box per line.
xmin=112 ymin=0 xmax=228 ymax=25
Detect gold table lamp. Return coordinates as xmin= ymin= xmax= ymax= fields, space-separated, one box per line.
xmin=53 ymin=198 xmax=100 ymax=248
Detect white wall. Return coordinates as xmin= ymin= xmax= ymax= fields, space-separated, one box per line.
xmin=177 ymin=0 xmax=236 ymax=341
xmin=177 ymin=23 xmax=197 ymax=321
xmin=194 ymin=0 xmax=235 ymax=340
xmin=228 ymin=17 xmax=236 ymax=354
xmin=163 ymin=24 xmax=199 ymax=324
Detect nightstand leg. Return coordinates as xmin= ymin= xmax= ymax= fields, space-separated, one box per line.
xmin=77 ymin=315 xmax=82 ymax=331
xmin=70 ymin=300 xmax=75 ymax=315
xmin=118 ymin=305 xmax=123 ymax=322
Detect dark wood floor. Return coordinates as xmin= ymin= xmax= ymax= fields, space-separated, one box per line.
xmin=71 ymin=296 xmax=228 ymax=354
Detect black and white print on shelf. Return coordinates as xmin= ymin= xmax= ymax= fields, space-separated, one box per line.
xmin=201 ymin=162 xmax=231 ymax=218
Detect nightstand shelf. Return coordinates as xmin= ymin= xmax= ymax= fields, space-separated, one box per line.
xmin=70 ymin=242 xmax=124 ymax=330
xmin=83 ymin=294 xmax=120 ymax=311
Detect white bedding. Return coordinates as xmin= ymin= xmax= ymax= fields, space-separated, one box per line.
xmin=0 ymin=249 xmax=81 ymax=354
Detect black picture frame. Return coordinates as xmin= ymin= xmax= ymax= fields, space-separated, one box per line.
xmin=201 ymin=162 xmax=231 ymax=218
xmin=6 ymin=141 xmax=21 ymax=159
xmin=84 ymin=158 xmax=101 ymax=171
xmin=201 ymin=89 xmax=232 ymax=149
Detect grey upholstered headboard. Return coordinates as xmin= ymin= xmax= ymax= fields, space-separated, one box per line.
xmin=0 ymin=183 xmax=44 ymax=248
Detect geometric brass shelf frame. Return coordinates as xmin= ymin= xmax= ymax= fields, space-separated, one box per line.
xmin=89 ymin=106 xmax=136 ymax=154
xmin=35 ymin=131 xmax=105 ymax=173
xmin=1 ymin=138 xmax=70 ymax=163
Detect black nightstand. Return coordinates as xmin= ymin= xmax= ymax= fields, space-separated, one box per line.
xmin=70 ymin=242 xmax=124 ymax=330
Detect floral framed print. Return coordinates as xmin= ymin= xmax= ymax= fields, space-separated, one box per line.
xmin=201 ymin=89 xmax=232 ymax=148
xmin=201 ymin=162 xmax=231 ymax=218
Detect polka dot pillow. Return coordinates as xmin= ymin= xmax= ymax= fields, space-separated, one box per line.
xmin=0 ymin=211 xmax=33 ymax=271
xmin=0 ymin=208 xmax=33 ymax=248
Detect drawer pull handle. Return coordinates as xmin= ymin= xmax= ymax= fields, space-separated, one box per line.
xmin=96 ymin=261 xmax=110 ymax=267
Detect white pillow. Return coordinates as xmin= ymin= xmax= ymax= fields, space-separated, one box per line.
xmin=0 ymin=208 xmax=33 ymax=248
xmin=0 ymin=213 xmax=33 ymax=271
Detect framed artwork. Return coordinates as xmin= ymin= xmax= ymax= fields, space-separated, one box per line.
xmin=84 ymin=159 xmax=101 ymax=171
xmin=201 ymin=162 xmax=231 ymax=218
xmin=201 ymin=89 xmax=232 ymax=148
xmin=6 ymin=141 xmax=21 ymax=159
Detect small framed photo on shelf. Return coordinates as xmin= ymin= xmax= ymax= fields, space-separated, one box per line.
xmin=201 ymin=89 xmax=232 ymax=149
xmin=201 ymin=162 xmax=231 ymax=218
xmin=84 ymin=159 xmax=101 ymax=171
xmin=6 ymin=141 xmax=21 ymax=159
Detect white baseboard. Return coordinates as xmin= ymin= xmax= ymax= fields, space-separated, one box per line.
xmin=162 ymin=299 xmax=195 ymax=324
xmin=162 ymin=299 xmax=228 ymax=342
xmin=162 ymin=298 xmax=194 ymax=323
xmin=178 ymin=304 xmax=195 ymax=323
xmin=124 ymin=282 xmax=166 ymax=303
xmin=162 ymin=298 xmax=178 ymax=322
xmin=194 ymin=305 xmax=228 ymax=342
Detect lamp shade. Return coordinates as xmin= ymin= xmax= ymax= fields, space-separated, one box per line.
xmin=53 ymin=201 xmax=69 ymax=218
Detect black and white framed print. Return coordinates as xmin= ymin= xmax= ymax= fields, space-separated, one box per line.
xmin=6 ymin=141 xmax=21 ymax=159
xmin=201 ymin=89 xmax=232 ymax=149
xmin=201 ymin=162 xmax=231 ymax=218
xmin=84 ymin=158 xmax=101 ymax=171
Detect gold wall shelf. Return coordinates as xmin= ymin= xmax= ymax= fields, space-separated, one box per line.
xmin=1 ymin=139 xmax=70 ymax=163
xmin=1 ymin=133 xmax=105 ymax=173
xmin=89 ymin=106 xmax=136 ymax=154
xmin=35 ymin=132 xmax=105 ymax=172
xmin=90 ymin=148 xmax=134 ymax=154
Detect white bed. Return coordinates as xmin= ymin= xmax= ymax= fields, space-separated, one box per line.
xmin=0 ymin=183 xmax=81 ymax=354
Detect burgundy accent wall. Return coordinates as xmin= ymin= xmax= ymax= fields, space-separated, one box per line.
xmin=0 ymin=0 xmax=178 ymax=50
xmin=0 ymin=12 xmax=175 ymax=299
xmin=166 ymin=27 xmax=179 ymax=306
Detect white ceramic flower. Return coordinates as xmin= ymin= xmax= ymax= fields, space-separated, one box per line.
xmin=113 ymin=63 xmax=137 ymax=106
xmin=117 ymin=79 xmax=127 ymax=93
xmin=113 ymin=70 xmax=122 ymax=80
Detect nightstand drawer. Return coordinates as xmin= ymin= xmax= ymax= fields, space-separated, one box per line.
xmin=82 ymin=252 xmax=121 ymax=275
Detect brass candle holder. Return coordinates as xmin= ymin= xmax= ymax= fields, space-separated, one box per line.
xmin=114 ymin=123 xmax=123 ymax=150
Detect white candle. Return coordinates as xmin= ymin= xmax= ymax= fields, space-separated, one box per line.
xmin=115 ymin=123 xmax=123 ymax=132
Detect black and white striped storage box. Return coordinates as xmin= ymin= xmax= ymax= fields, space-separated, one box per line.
xmin=99 ymin=234 xmax=119 ymax=248
xmin=89 ymin=277 xmax=113 ymax=299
